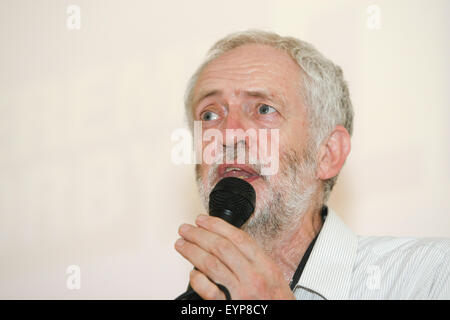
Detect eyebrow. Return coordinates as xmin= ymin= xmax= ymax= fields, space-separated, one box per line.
xmin=245 ymin=88 xmax=275 ymax=101
xmin=193 ymin=89 xmax=221 ymax=107
xmin=193 ymin=88 xmax=285 ymax=107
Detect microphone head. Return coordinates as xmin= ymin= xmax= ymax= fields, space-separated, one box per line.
xmin=208 ymin=177 xmax=256 ymax=228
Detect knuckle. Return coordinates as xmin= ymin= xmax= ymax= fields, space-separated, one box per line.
xmin=204 ymin=287 xmax=220 ymax=300
xmin=204 ymin=255 xmax=220 ymax=273
xmin=214 ymin=239 xmax=233 ymax=257
xmin=189 ymin=269 xmax=200 ymax=283
xmin=251 ymin=273 xmax=268 ymax=292
xmin=231 ymin=230 xmax=246 ymax=245
xmin=189 ymin=272 xmax=201 ymax=289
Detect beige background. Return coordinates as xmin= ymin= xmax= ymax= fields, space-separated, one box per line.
xmin=0 ymin=0 xmax=449 ymax=299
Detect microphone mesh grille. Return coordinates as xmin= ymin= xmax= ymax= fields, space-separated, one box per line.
xmin=208 ymin=177 xmax=256 ymax=227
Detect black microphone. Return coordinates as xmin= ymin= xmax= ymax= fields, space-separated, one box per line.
xmin=175 ymin=177 xmax=256 ymax=300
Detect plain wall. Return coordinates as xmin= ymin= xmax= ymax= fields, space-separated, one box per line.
xmin=0 ymin=0 xmax=449 ymax=299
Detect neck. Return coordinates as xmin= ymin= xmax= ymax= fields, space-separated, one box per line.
xmin=265 ymin=203 xmax=324 ymax=283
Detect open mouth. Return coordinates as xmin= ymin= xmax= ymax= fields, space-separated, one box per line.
xmin=218 ymin=164 xmax=260 ymax=183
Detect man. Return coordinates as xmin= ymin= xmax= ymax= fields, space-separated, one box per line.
xmin=174 ymin=30 xmax=449 ymax=299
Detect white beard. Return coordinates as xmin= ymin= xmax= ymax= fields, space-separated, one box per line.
xmin=195 ymin=147 xmax=318 ymax=251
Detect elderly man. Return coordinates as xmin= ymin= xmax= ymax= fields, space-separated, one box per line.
xmin=174 ymin=30 xmax=449 ymax=300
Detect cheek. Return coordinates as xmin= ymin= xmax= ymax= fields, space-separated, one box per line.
xmin=281 ymin=120 xmax=309 ymax=153
xmin=196 ymin=164 xmax=219 ymax=188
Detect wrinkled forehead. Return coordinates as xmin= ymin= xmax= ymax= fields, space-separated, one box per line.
xmin=192 ymin=44 xmax=304 ymax=106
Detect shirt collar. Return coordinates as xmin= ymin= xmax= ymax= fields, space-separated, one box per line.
xmin=295 ymin=207 xmax=358 ymax=300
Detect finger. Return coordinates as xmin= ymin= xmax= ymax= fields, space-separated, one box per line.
xmin=178 ymin=223 xmax=251 ymax=275
xmin=174 ymin=237 xmax=238 ymax=287
xmin=189 ymin=269 xmax=226 ymax=300
xmin=195 ymin=215 xmax=266 ymax=263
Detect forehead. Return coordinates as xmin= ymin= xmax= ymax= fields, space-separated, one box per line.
xmin=193 ymin=44 xmax=302 ymax=103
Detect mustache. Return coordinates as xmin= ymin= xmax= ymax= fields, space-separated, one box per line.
xmin=195 ymin=146 xmax=269 ymax=189
xmin=209 ymin=141 xmax=269 ymax=181
xmin=196 ymin=140 xmax=315 ymax=193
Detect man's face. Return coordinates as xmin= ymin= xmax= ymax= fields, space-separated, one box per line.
xmin=191 ymin=44 xmax=319 ymax=242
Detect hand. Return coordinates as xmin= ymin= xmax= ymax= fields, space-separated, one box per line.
xmin=174 ymin=214 xmax=295 ymax=300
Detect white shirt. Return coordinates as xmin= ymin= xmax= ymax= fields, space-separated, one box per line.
xmin=293 ymin=208 xmax=450 ymax=300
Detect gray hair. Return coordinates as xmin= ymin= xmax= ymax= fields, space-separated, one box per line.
xmin=184 ymin=30 xmax=354 ymax=203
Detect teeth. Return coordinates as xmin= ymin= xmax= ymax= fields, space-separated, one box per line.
xmin=225 ymin=167 xmax=242 ymax=173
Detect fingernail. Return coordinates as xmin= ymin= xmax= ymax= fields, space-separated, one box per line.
xmin=196 ymin=214 xmax=208 ymax=223
xmin=175 ymin=238 xmax=185 ymax=248
xmin=178 ymin=224 xmax=191 ymax=234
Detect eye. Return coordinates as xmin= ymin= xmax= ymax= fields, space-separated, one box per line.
xmin=201 ymin=111 xmax=219 ymax=121
xmin=258 ymin=104 xmax=276 ymax=115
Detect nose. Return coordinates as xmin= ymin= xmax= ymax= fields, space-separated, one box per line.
xmin=222 ymin=106 xmax=246 ymax=130
xmin=220 ymin=106 xmax=251 ymax=147
xmin=219 ymin=107 xmax=262 ymax=166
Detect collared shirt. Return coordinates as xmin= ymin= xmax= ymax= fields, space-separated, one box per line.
xmin=293 ymin=208 xmax=450 ymax=300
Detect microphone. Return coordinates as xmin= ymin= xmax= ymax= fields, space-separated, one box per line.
xmin=175 ymin=177 xmax=256 ymax=300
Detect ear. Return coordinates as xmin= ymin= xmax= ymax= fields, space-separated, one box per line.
xmin=316 ymin=125 xmax=351 ymax=181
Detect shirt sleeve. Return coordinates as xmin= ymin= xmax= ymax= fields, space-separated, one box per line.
xmin=428 ymin=250 xmax=450 ymax=299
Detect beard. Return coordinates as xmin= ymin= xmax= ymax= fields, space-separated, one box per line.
xmin=195 ymin=142 xmax=319 ymax=250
